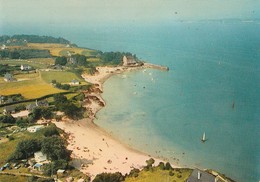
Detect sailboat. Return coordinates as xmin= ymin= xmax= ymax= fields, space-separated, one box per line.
xmin=201 ymin=132 xmax=207 ymax=142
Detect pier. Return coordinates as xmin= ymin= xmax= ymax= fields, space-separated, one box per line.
xmin=143 ymin=63 xmax=169 ymax=71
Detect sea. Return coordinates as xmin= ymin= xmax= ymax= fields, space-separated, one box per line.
xmin=2 ymin=20 xmax=259 ymax=182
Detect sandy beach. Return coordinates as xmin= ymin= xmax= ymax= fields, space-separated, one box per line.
xmin=54 ymin=65 xmax=176 ymax=179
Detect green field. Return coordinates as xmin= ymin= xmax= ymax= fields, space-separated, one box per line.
xmin=0 ymin=58 xmax=54 ymax=69
xmin=0 ymin=174 xmax=28 ymax=182
xmin=125 ymin=167 xmax=192 ymax=182
xmin=40 ymin=70 xmax=85 ymax=84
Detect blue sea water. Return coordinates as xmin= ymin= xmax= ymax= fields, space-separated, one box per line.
xmin=2 ymin=21 xmax=259 ymax=182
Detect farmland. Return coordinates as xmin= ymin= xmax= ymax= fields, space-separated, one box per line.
xmin=27 ymin=43 xmax=98 ymax=57
xmin=0 ymin=77 xmax=66 ymax=99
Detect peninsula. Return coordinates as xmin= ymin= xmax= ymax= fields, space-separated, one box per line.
xmin=0 ymin=35 xmax=233 ymax=182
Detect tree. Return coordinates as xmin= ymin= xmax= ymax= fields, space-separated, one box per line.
xmin=73 ymin=54 xmax=87 ymax=66
xmin=55 ymin=56 xmax=67 ymax=66
xmin=41 ymin=136 xmax=71 ymax=161
xmin=31 ymin=107 xmax=42 ymax=120
xmin=0 ymin=115 xmax=16 ymax=124
xmin=42 ymin=125 xmax=59 ymax=137
xmin=16 ymin=118 xmax=29 ymax=128
xmin=93 ymin=172 xmax=125 ymax=182
xmin=41 ymin=107 xmax=53 ymax=119
xmin=165 ymin=162 xmax=173 ymax=170
xmin=158 ymin=162 xmax=165 ymax=170
xmin=42 ymin=160 xmax=68 ymax=176
xmin=145 ymin=158 xmax=155 ymax=167
xmin=51 ymin=80 xmax=57 ymax=84
xmin=8 ymin=139 xmax=41 ymax=161
xmin=128 ymin=168 xmax=140 ymax=178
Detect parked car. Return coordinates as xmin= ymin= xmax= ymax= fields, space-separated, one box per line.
xmin=14 ymin=165 xmax=21 ymax=169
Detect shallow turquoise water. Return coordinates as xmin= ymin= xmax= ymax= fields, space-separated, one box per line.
xmin=92 ymin=22 xmax=259 ymax=182
xmin=2 ymin=21 xmax=259 ymax=182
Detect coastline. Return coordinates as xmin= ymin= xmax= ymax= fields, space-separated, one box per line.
xmin=54 ymin=64 xmax=177 ymax=178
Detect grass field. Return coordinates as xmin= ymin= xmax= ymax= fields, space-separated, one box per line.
xmin=0 ymin=58 xmax=54 ymax=69
xmin=27 ymin=43 xmax=98 ymax=57
xmin=0 ymin=174 xmax=28 ymax=182
xmin=125 ymin=167 xmax=192 ymax=182
xmin=0 ymin=78 xmax=66 ymax=99
xmin=40 ymin=70 xmax=85 ymax=84
xmin=14 ymin=72 xmax=39 ymax=80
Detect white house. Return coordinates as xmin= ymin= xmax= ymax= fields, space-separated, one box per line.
xmin=20 ymin=64 xmax=31 ymax=71
xmin=1 ymin=44 xmax=6 ymax=50
xmin=27 ymin=125 xmax=44 ymax=133
xmin=71 ymin=79 xmax=80 ymax=85
xmin=34 ymin=151 xmax=47 ymax=163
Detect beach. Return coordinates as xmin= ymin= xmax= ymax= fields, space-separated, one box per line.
xmin=54 ymin=65 xmax=176 ymax=179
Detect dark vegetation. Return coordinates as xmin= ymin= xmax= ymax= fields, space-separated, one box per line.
xmin=0 ymin=64 xmax=20 ymax=76
xmin=53 ymin=94 xmax=85 ymax=119
xmin=93 ymin=172 xmax=125 ymax=182
xmin=0 ymin=35 xmax=70 ymax=45
xmin=0 ymin=49 xmax=51 ymax=59
xmin=6 ymin=124 xmax=72 ymax=176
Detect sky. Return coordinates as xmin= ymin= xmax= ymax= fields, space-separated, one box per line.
xmin=0 ymin=0 xmax=259 ymax=26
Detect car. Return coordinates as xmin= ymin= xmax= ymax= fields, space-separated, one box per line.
xmin=3 ymin=163 xmax=10 ymax=168
xmin=14 ymin=165 xmax=21 ymax=169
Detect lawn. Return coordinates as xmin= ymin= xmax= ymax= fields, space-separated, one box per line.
xmin=0 ymin=78 xmax=65 ymax=99
xmin=40 ymin=70 xmax=85 ymax=84
xmin=125 ymin=167 xmax=192 ymax=182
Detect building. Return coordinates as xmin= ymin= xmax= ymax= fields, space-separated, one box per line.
xmin=57 ymin=169 xmax=66 ymax=176
xmin=26 ymin=100 xmax=49 ymax=112
xmin=36 ymin=100 xmax=49 ymax=107
xmin=71 ymin=79 xmax=80 ymax=85
xmin=34 ymin=151 xmax=47 ymax=163
xmin=1 ymin=44 xmax=6 ymax=50
xmin=4 ymin=73 xmax=16 ymax=82
xmin=27 ymin=125 xmax=45 ymax=133
xmin=20 ymin=64 xmax=32 ymax=71
xmin=186 ymin=169 xmax=218 ymax=182
xmin=123 ymin=56 xmax=137 ymax=66
xmin=0 ymin=95 xmax=5 ymax=104
xmin=33 ymin=163 xmax=43 ymax=171
xmin=26 ymin=103 xmax=37 ymax=112
xmin=3 ymin=106 xmax=16 ymax=115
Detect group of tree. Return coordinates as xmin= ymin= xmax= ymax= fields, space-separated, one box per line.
xmin=93 ymin=172 xmax=125 ymax=182
xmin=0 ymin=49 xmax=51 ymax=59
xmin=8 ymin=138 xmax=42 ymax=161
xmin=52 ymin=80 xmax=71 ymax=90
xmin=99 ymin=51 xmax=138 ymax=65
xmin=92 ymin=159 xmax=175 ymax=182
xmin=55 ymin=54 xmax=88 ymax=67
xmin=29 ymin=107 xmax=54 ymax=122
xmin=53 ymin=94 xmax=84 ymax=119
xmin=7 ymin=125 xmax=72 ymax=176
xmin=0 ymin=35 xmax=71 ymax=45
xmin=0 ymin=115 xmax=16 ymax=124
xmin=0 ymin=64 xmax=20 ymax=77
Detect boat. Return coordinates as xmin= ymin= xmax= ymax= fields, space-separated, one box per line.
xmin=201 ymin=132 xmax=207 ymax=142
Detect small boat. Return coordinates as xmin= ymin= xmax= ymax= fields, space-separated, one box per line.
xmin=201 ymin=132 xmax=207 ymax=142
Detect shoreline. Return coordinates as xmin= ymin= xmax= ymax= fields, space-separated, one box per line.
xmin=54 ymin=64 xmax=178 ymax=178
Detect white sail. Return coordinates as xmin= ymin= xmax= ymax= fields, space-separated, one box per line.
xmin=202 ymin=132 xmax=206 ymax=142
